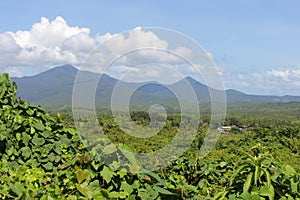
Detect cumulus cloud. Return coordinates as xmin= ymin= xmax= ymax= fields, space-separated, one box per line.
xmin=266 ymin=69 xmax=290 ymax=81
xmin=0 ymin=16 xmax=94 ymax=70
xmin=0 ymin=33 xmax=22 ymax=66
xmin=266 ymin=69 xmax=300 ymax=82
xmin=102 ymin=27 xmax=168 ymax=54
xmin=0 ymin=33 xmax=22 ymax=54
xmin=223 ymin=67 xmax=300 ymax=95
xmin=2 ymin=16 xmax=298 ymax=96
xmin=87 ymin=27 xmax=197 ymax=70
xmin=268 ymin=68 xmax=300 ymax=93
xmin=0 ymin=17 xmax=203 ymax=78
xmin=14 ymin=16 xmax=90 ymax=48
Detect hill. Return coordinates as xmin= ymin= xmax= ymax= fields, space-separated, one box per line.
xmin=11 ymin=64 xmax=300 ymax=106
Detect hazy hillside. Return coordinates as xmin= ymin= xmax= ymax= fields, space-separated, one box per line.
xmin=11 ymin=65 xmax=300 ymax=106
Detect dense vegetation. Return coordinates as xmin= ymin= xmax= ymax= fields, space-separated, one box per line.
xmin=0 ymin=73 xmax=299 ymax=199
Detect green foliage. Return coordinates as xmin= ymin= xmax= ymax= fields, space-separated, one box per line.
xmin=227 ymin=144 xmax=300 ymax=199
xmin=0 ymin=73 xmax=178 ymax=199
xmin=0 ymin=73 xmax=89 ymax=198
xmin=0 ymin=73 xmax=300 ymax=199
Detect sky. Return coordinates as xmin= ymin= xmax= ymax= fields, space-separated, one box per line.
xmin=0 ymin=0 xmax=300 ymax=95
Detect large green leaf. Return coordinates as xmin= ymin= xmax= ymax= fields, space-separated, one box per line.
xmin=291 ymin=178 xmax=298 ymax=194
xmin=22 ymin=132 xmax=31 ymax=146
xmin=33 ymin=122 xmax=45 ymax=131
xmin=77 ymin=182 xmax=93 ymax=199
xmin=260 ymin=185 xmax=274 ymax=200
xmin=76 ymin=169 xmax=91 ymax=184
xmin=12 ymin=182 xmax=24 ymax=198
xmin=20 ymin=146 xmax=31 ymax=159
xmin=120 ymin=180 xmax=134 ymax=196
xmin=262 ymin=168 xmax=272 ymax=188
xmin=284 ymin=165 xmax=297 ymax=177
xmin=118 ymin=143 xmax=139 ymax=166
xmin=154 ymin=186 xmax=175 ymax=195
xmin=254 ymin=165 xmax=259 ymax=186
xmin=230 ymin=163 xmax=249 ymax=186
xmin=213 ymin=190 xmax=228 ymax=200
xmin=100 ymin=166 xmax=114 ymax=183
xmin=42 ymin=162 xmax=54 ymax=171
xmin=243 ymin=172 xmax=253 ymax=193
xmin=32 ymin=136 xmax=45 ymax=146
xmin=102 ymin=143 xmax=117 ymax=155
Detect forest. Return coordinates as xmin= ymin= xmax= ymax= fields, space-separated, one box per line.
xmin=0 ymin=73 xmax=299 ymax=199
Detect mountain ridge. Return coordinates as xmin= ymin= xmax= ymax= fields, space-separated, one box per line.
xmin=10 ymin=64 xmax=300 ymax=106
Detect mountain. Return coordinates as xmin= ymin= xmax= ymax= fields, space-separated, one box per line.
xmin=10 ymin=64 xmax=300 ymax=106
xmin=12 ymin=65 xmax=77 ymax=105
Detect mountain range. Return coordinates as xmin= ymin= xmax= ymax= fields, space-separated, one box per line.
xmin=11 ymin=64 xmax=300 ymax=107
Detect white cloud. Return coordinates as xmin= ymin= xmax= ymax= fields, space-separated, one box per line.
xmin=0 ymin=33 xmax=22 ymax=66
xmin=3 ymin=16 xmax=298 ymax=96
xmin=13 ymin=16 xmax=90 ymax=48
xmin=0 ymin=16 xmax=93 ymax=69
xmin=266 ymin=69 xmax=290 ymax=81
xmin=0 ymin=33 xmax=22 ymax=54
xmin=266 ymin=68 xmax=300 ymax=83
xmin=104 ymin=26 xmax=168 ymax=53
xmin=90 ymin=27 xmax=196 ymax=69
xmin=62 ymin=32 xmax=96 ymax=53
xmin=220 ymin=66 xmax=300 ymax=95
xmin=0 ymin=16 xmax=200 ymax=78
xmin=96 ymin=32 xmax=116 ymax=44
xmin=172 ymin=46 xmax=194 ymax=61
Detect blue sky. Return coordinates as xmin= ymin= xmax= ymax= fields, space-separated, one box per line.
xmin=0 ymin=0 xmax=300 ymax=95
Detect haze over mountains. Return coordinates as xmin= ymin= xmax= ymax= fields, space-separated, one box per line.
xmin=11 ymin=65 xmax=300 ymax=106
